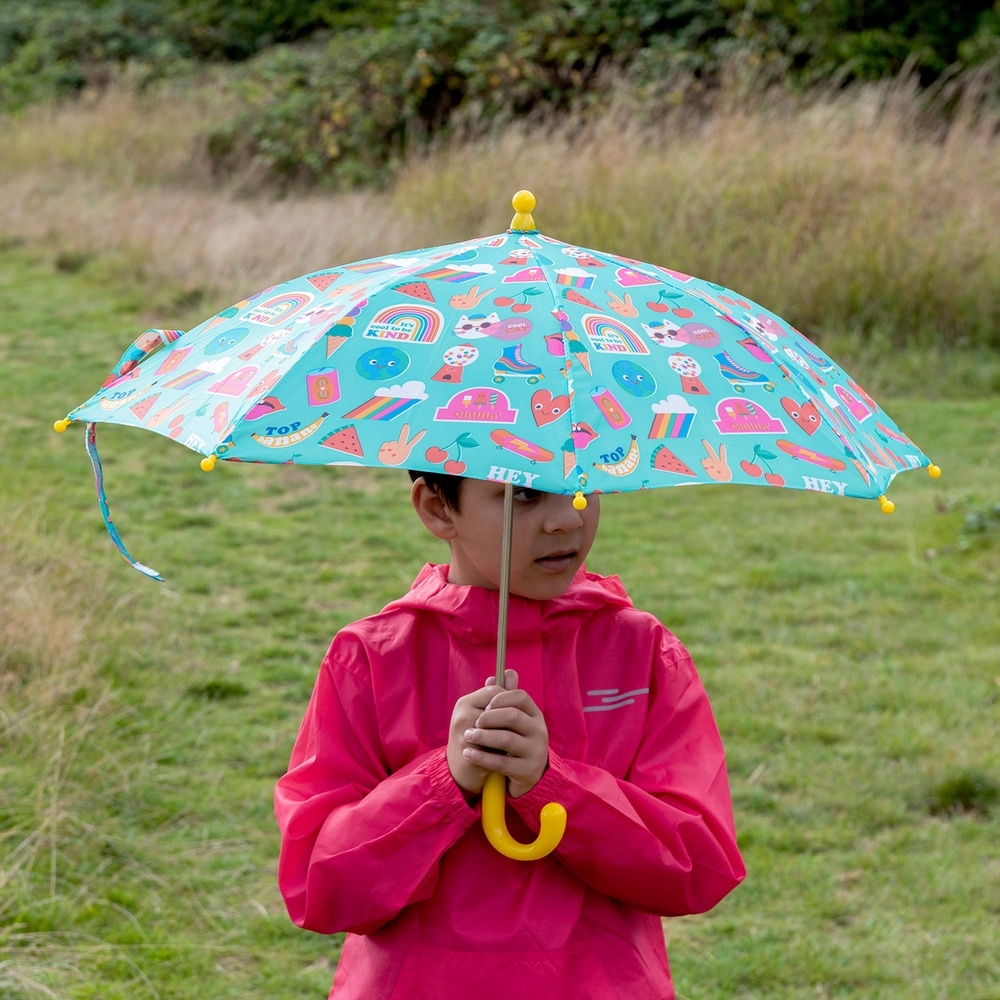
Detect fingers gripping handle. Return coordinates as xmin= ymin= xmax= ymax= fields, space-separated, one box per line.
xmin=481 ymin=772 xmax=567 ymax=861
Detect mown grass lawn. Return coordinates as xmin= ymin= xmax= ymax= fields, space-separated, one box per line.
xmin=1 ymin=244 xmax=997 ymax=999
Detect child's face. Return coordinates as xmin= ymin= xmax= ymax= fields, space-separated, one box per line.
xmin=419 ymin=479 xmax=601 ymax=600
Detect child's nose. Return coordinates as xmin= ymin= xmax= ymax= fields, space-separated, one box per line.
xmin=543 ymin=494 xmax=585 ymax=532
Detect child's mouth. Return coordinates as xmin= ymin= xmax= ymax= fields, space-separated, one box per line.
xmin=535 ymin=550 xmax=577 ymax=572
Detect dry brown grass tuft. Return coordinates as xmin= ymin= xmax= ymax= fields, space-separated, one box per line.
xmin=0 ymin=508 xmax=98 ymax=706
xmin=1 ymin=74 xmax=997 ymax=340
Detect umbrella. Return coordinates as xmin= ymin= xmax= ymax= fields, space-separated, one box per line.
xmin=55 ymin=190 xmax=940 ymax=858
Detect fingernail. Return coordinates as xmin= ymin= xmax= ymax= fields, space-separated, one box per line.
xmin=464 ymin=729 xmax=475 ymax=740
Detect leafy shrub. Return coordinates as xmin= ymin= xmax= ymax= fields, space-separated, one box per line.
xmin=209 ymin=0 xmax=1000 ymax=189
xmin=3 ymin=1 xmax=1000 ymax=185
xmin=0 ymin=0 xmax=401 ymax=108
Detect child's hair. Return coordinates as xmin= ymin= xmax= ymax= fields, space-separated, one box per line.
xmin=408 ymin=470 xmax=464 ymax=510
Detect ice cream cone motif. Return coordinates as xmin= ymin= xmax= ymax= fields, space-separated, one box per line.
xmin=563 ymin=328 xmax=591 ymax=375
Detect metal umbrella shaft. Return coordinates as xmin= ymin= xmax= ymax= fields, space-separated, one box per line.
xmin=494 ymin=481 xmax=515 ymax=688
xmin=481 ymin=481 xmax=567 ymax=861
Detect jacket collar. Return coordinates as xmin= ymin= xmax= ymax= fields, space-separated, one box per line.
xmin=382 ymin=563 xmax=632 ymax=644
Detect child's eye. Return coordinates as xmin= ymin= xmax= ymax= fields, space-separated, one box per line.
xmin=512 ymin=487 xmax=542 ymax=503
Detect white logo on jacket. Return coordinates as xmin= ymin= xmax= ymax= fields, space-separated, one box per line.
xmin=583 ymin=688 xmax=650 ymax=712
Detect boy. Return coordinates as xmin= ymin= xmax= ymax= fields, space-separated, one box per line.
xmin=275 ymin=473 xmax=744 ymax=999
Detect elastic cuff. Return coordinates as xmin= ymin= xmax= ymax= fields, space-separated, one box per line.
xmin=425 ymin=747 xmax=482 ymax=819
xmin=509 ymin=750 xmax=573 ymax=828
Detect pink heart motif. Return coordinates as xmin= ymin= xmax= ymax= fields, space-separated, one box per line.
xmin=531 ymin=389 xmax=571 ymax=427
xmin=781 ymin=397 xmax=822 ymax=435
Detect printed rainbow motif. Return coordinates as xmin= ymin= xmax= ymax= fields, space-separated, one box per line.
xmin=163 ymin=369 xmax=213 ymax=391
xmin=344 ymin=259 xmax=400 ymax=274
xmin=363 ymin=305 xmax=443 ymax=344
xmin=555 ymin=270 xmax=595 ymax=289
xmin=343 ymin=395 xmax=423 ymax=421
xmin=416 ymin=265 xmax=486 ymax=283
xmin=648 ymin=410 xmax=695 ymax=439
xmin=244 ymin=292 xmax=313 ymax=325
xmin=581 ymin=314 xmax=650 ymax=355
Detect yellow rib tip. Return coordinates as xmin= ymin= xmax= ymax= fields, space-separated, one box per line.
xmin=200 ymin=455 xmax=217 ymax=472
xmin=510 ymin=190 xmax=537 ymax=231
xmin=928 ymin=464 xmax=941 ymax=479
xmin=53 ymin=418 xmax=71 ymax=433
xmin=879 ymin=495 xmax=895 ymax=514
xmin=573 ymin=490 xmax=587 ymax=510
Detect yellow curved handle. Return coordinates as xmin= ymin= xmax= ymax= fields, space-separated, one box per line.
xmin=481 ymin=771 xmax=566 ymax=861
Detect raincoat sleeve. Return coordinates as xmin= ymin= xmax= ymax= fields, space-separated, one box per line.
xmin=512 ymin=628 xmax=744 ymax=916
xmin=274 ymin=632 xmax=480 ymax=935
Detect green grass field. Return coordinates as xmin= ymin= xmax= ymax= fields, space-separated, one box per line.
xmin=1 ymin=235 xmax=997 ymax=1000
xmin=2 ymin=75 xmax=1000 ymax=997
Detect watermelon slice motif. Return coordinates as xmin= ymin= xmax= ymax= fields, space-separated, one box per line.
xmin=307 ymin=271 xmax=342 ymax=291
xmin=650 ymin=445 xmax=696 ymax=477
xmin=319 ymin=424 xmax=364 ymax=457
xmin=394 ymin=281 xmax=436 ymax=303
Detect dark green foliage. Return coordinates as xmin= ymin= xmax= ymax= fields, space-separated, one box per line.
xmin=0 ymin=0 xmax=402 ymax=106
xmin=927 ymin=770 xmax=1000 ymax=817
xmin=3 ymin=1 xmax=1000 ymax=185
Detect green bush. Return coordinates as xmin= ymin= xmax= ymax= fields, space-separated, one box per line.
xmin=0 ymin=0 xmax=401 ymax=108
xmin=4 ymin=1 xmax=1000 ymax=185
xmin=207 ymin=0 xmax=1000 ymax=189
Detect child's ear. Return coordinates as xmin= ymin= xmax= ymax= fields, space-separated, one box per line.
xmin=411 ymin=477 xmax=458 ymax=541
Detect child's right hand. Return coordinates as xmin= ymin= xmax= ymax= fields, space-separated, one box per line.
xmin=447 ymin=670 xmax=548 ymax=799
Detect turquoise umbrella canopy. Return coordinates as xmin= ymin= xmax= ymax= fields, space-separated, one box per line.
xmin=58 ymin=190 xmax=940 ymax=577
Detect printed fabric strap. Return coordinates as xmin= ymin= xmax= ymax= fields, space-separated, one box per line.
xmin=101 ymin=329 xmax=184 ymax=388
xmin=85 ymin=422 xmax=164 ymax=582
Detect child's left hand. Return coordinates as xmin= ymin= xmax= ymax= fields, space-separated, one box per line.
xmin=463 ymin=670 xmax=549 ymax=799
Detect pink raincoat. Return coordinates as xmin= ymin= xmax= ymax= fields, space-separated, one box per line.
xmin=275 ymin=564 xmax=744 ymax=999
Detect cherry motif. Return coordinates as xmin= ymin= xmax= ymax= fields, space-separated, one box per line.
xmin=646 ymin=289 xmax=685 ymax=314
xmin=495 ymin=287 xmax=543 ymax=313
xmin=740 ymin=445 xmax=785 ymax=487
xmin=425 ymin=433 xmax=479 ymax=473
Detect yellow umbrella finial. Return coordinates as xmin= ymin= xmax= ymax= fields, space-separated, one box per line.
xmin=510 ymin=190 xmax=537 ymax=231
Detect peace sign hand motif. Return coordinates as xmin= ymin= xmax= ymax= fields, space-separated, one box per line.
xmin=378 ymin=424 xmax=427 ymax=466
xmin=701 ymin=440 xmax=732 ymax=482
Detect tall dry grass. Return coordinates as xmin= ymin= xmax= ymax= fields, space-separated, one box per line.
xmin=1 ymin=76 xmax=998 ymax=350
xmin=0 ymin=507 xmax=169 ymax=998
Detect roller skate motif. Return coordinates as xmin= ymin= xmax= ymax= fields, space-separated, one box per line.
xmin=714 ymin=351 xmax=776 ymax=393
xmin=493 ymin=343 xmax=544 ymax=384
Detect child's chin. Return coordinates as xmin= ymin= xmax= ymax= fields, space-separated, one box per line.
xmin=512 ymin=569 xmax=577 ymax=600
